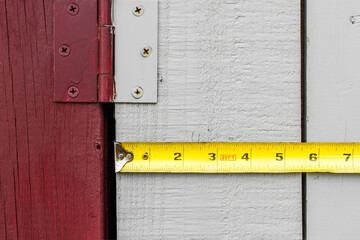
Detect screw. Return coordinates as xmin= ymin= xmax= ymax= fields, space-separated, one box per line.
xmin=141 ymin=46 xmax=152 ymax=58
xmin=350 ymin=15 xmax=360 ymax=25
xmin=142 ymin=153 xmax=149 ymax=160
xmin=118 ymin=153 xmax=125 ymax=160
xmin=132 ymin=86 xmax=144 ymax=99
xmin=59 ymin=45 xmax=71 ymax=57
xmin=67 ymin=86 xmax=79 ymax=98
xmin=132 ymin=5 xmax=144 ymax=16
xmin=67 ymin=3 xmax=79 ymax=15
xmin=126 ymin=153 xmax=134 ymax=161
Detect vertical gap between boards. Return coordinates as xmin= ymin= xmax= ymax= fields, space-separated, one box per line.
xmin=301 ymin=0 xmax=307 ymax=239
xmin=104 ymin=103 xmax=117 ymax=239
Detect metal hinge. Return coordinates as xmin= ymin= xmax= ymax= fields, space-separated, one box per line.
xmin=113 ymin=0 xmax=158 ymax=103
xmin=54 ymin=0 xmax=114 ymax=102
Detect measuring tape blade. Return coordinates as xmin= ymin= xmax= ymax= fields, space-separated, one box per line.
xmin=114 ymin=142 xmax=360 ymax=173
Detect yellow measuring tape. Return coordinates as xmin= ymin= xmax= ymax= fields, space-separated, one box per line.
xmin=115 ymin=142 xmax=360 ymax=173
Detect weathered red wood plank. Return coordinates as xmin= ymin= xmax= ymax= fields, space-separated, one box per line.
xmin=0 ymin=0 xmax=106 ymax=238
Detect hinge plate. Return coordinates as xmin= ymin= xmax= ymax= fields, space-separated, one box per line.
xmin=54 ymin=0 xmax=98 ymax=102
xmin=113 ymin=0 xmax=158 ymax=103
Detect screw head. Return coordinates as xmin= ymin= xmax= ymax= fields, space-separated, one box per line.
xmin=132 ymin=5 xmax=144 ymax=16
xmin=132 ymin=86 xmax=143 ymax=99
xmin=59 ymin=45 xmax=71 ymax=57
xmin=67 ymin=3 xmax=79 ymax=15
xmin=67 ymin=86 xmax=79 ymax=98
xmin=118 ymin=153 xmax=125 ymax=160
xmin=141 ymin=46 xmax=152 ymax=58
xmin=126 ymin=153 xmax=134 ymax=161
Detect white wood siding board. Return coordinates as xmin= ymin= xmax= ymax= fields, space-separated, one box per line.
xmin=307 ymin=0 xmax=360 ymax=239
xmin=307 ymin=0 xmax=360 ymax=143
xmin=307 ymin=174 xmax=360 ymax=240
xmin=117 ymin=174 xmax=302 ymax=239
xmin=115 ymin=0 xmax=301 ymax=238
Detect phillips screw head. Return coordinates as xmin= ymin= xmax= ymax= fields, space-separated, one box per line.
xmin=132 ymin=5 xmax=144 ymax=16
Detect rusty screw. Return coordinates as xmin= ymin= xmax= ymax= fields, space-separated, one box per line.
xmin=67 ymin=3 xmax=79 ymax=15
xmin=132 ymin=5 xmax=144 ymax=16
xmin=67 ymin=86 xmax=79 ymax=98
xmin=141 ymin=46 xmax=152 ymax=58
xmin=132 ymin=86 xmax=143 ymax=99
xmin=59 ymin=45 xmax=71 ymax=57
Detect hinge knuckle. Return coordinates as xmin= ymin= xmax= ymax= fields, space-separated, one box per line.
xmin=98 ymin=25 xmax=115 ymax=102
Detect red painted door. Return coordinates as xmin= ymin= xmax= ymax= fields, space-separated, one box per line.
xmin=0 ymin=0 xmax=113 ymax=238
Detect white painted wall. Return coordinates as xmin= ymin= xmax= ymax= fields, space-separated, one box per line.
xmin=115 ymin=0 xmax=301 ymax=238
xmin=307 ymin=0 xmax=360 ymax=239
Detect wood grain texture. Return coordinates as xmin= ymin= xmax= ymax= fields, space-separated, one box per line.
xmin=117 ymin=174 xmax=301 ymax=239
xmin=306 ymin=0 xmax=360 ymax=239
xmin=115 ymin=0 xmax=302 ymax=238
xmin=0 ymin=0 xmax=106 ymax=239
